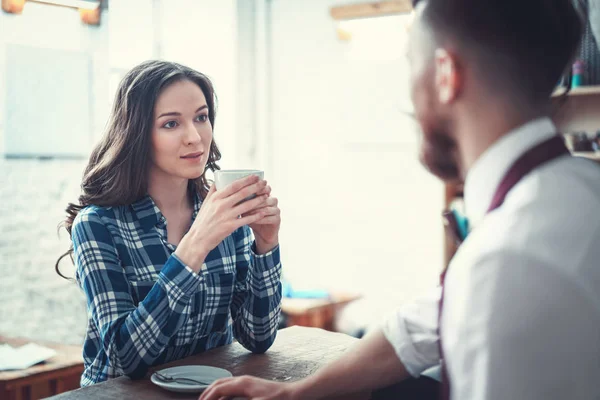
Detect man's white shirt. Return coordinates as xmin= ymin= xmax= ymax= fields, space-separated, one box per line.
xmin=383 ymin=118 xmax=600 ymax=399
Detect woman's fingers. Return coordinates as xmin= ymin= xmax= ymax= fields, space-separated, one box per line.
xmin=232 ymin=193 xmax=270 ymax=216
xmin=243 ymin=198 xmax=278 ymax=213
xmin=265 ymin=197 xmax=278 ymax=207
xmin=236 ymin=209 xmax=266 ymax=228
xmin=244 ymin=201 xmax=280 ymax=225
xmin=205 ymin=183 xmax=217 ymax=199
xmin=213 ymin=174 xmax=260 ymax=199
xmin=227 ymin=180 xmax=267 ymax=207
xmin=256 ymin=185 xmax=272 ymax=196
xmin=203 ymin=178 xmax=280 ymax=234
xmin=248 ymin=215 xmax=280 ymax=225
xmin=243 ymin=205 xmax=279 ymax=218
xmin=211 ymin=176 xmax=271 ymax=216
xmin=243 ymin=196 xmax=279 ymax=215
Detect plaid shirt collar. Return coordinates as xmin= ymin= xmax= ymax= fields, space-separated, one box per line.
xmin=130 ymin=191 xmax=203 ymax=232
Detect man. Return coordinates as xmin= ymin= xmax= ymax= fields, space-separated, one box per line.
xmin=201 ymin=0 xmax=600 ymax=399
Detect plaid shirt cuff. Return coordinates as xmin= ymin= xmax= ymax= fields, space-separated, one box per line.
xmin=158 ymin=254 xmax=204 ymax=300
xmin=251 ymin=244 xmax=281 ymax=272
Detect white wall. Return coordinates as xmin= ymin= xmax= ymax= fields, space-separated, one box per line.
xmin=156 ymin=0 xmax=239 ymax=167
xmin=0 ymin=3 xmax=109 ymax=157
xmin=266 ymin=0 xmax=444 ymax=307
xmin=0 ymin=0 xmax=239 ymax=162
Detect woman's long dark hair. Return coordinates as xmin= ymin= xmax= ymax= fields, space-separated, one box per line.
xmin=56 ymin=60 xmax=221 ymax=278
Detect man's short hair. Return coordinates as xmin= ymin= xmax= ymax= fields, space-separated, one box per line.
xmin=412 ymin=0 xmax=584 ymax=102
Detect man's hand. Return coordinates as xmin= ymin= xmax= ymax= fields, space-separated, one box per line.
xmin=199 ymin=376 xmax=297 ymax=400
xmin=200 ymin=329 xmax=409 ymax=400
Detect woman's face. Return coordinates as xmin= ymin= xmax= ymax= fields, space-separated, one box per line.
xmin=150 ymin=79 xmax=213 ymax=183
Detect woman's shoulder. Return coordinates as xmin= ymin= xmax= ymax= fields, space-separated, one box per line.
xmin=71 ymin=204 xmax=134 ymax=246
xmin=73 ymin=204 xmax=124 ymax=229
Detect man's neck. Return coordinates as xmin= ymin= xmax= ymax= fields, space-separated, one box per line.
xmin=453 ymin=102 xmax=548 ymax=180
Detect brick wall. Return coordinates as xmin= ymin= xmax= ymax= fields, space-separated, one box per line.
xmin=0 ymin=159 xmax=87 ymax=344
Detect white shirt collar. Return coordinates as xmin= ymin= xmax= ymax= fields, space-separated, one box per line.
xmin=463 ymin=117 xmax=557 ymax=227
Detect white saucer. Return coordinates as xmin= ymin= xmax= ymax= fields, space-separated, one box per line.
xmin=150 ymin=365 xmax=232 ymax=393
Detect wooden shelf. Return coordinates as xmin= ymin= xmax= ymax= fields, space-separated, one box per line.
xmin=330 ymin=0 xmax=412 ymax=20
xmin=552 ymin=86 xmax=600 ymax=98
xmin=572 ymin=152 xmax=600 ymax=162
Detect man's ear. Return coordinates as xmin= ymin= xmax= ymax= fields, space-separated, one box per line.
xmin=434 ymin=48 xmax=461 ymax=104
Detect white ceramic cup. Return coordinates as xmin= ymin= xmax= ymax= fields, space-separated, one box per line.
xmin=214 ymin=170 xmax=264 ymax=201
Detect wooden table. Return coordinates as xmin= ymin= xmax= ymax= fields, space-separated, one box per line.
xmin=46 ymin=326 xmax=377 ymax=400
xmin=0 ymin=336 xmax=83 ymax=400
xmin=282 ymin=293 xmax=362 ymax=331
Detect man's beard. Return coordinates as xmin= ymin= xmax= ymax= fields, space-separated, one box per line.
xmin=419 ymin=129 xmax=460 ymax=182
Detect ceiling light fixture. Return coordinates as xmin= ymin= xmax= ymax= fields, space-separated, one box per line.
xmin=27 ymin=0 xmax=100 ymax=10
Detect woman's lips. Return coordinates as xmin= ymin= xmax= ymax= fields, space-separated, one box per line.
xmin=181 ymin=152 xmax=204 ymax=159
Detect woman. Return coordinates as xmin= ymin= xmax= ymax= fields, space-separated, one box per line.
xmin=56 ymin=60 xmax=282 ymax=386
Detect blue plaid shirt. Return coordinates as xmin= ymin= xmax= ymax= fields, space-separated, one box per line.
xmin=72 ymin=194 xmax=282 ymax=386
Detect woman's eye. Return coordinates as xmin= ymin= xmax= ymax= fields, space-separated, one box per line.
xmin=195 ymin=114 xmax=209 ymax=123
xmin=163 ymin=121 xmax=178 ymax=129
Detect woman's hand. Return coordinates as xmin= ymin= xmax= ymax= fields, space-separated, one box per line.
xmin=246 ymin=183 xmax=281 ymax=254
xmin=175 ymin=175 xmax=268 ymax=272
xmin=199 ymin=376 xmax=298 ymax=400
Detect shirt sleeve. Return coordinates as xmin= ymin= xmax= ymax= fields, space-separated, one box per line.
xmin=229 ymin=225 xmax=282 ymax=353
xmin=446 ymin=251 xmax=600 ymax=400
xmin=381 ymin=287 xmax=442 ymax=377
xmin=73 ymin=209 xmax=207 ymax=379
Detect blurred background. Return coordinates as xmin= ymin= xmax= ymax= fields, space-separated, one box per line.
xmin=2 ymin=0 xmax=600 ymax=369
xmin=0 ymin=0 xmax=453 ymax=346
